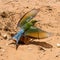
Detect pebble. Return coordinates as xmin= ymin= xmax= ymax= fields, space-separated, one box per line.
xmin=40 ymin=47 xmax=46 ymax=52
xmin=1 ymin=33 xmax=7 ymax=39
xmin=0 ymin=11 xmax=8 ymax=18
xmin=57 ymin=43 xmax=60 ymax=48
xmin=1 ymin=33 xmax=11 ymax=40
xmin=56 ymin=53 xmax=60 ymax=57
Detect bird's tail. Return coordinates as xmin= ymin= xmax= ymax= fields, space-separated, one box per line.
xmin=13 ymin=29 xmax=24 ymax=48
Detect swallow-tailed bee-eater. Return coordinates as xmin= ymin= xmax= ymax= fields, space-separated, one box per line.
xmin=12 ymin=9 xmax=50 ymax=49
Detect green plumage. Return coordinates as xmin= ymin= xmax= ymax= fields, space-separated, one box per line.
xmin=12 ymin=9 xmax=50 ymax=49
xmin=17 ymin=9 xmax=39 ymax=27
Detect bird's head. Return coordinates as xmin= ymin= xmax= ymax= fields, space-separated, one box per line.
xmin=30 ymin=20 xmax=37 ymax=25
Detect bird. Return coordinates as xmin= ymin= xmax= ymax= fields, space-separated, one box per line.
xmin=12 ymin=9 xmax=50 ymax=49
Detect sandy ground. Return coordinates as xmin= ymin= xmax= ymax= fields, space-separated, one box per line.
xmin=0 ymin=0 xmax=60 ymax=60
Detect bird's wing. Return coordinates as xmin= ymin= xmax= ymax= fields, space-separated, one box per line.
xmin=24 ymin=26 xmax=50 ymax=39
xmin=17 ymin=9 xmax=39 ymax=27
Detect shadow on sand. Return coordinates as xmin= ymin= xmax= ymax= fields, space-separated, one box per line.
xmin=29 ymin=41 xmax=53 ymax=48
xmin=9 ymin=40 xmax=53 ymax=49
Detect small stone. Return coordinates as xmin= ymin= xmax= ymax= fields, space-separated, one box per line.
xmin=2 ymin=34 xmax=7 ymax=39
xmin=57 ymin=43 xmax=60 ymax=48
xmin=1 ymin=11 xmax=8 ymax=18
xmin=56 ymin=53 xmax=60 ymax=57
xmin=4 ymin=26 xmax=10 ymax=31
xmin=40 ymin=47 xmax=46 ymax=51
